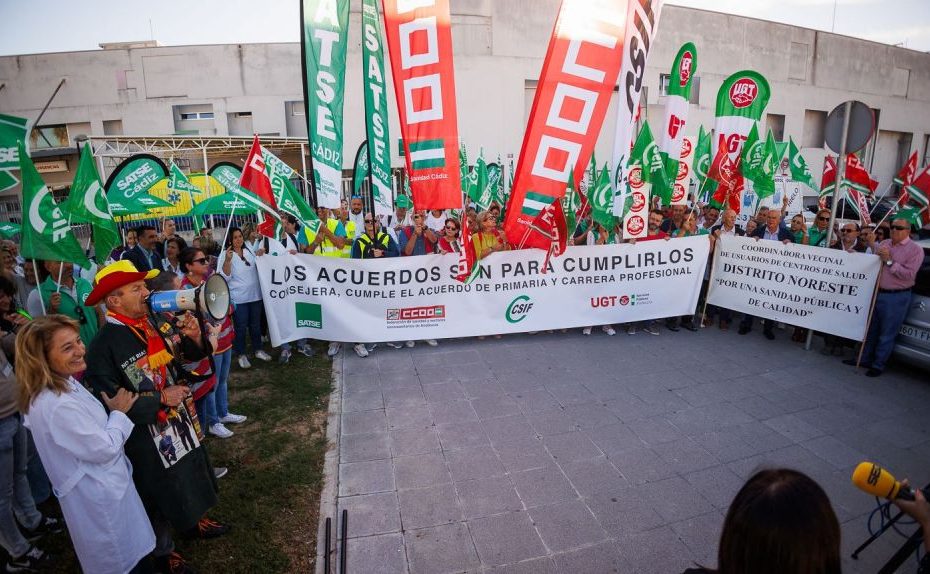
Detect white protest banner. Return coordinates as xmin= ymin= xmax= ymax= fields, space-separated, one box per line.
xmin=256 ymin=236 xmax=710 ymax=344
xmin=707 ymin=235 xmax=881 ymax=340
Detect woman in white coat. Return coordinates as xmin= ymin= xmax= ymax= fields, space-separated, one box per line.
xmin=16 ymin=315 xmax=155 ymax=573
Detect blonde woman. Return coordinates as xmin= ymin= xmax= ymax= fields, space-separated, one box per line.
xmin=472 ymin=211 xmax=509 ymax=259
xmin=17 ymin=316 xmax=155 ymax=574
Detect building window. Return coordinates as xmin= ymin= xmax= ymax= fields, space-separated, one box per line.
xmin=30 ymin=124 xmax=69 ymax=150
xmin=179 ymin=112 xmax=214 ymax=121
xmin=286 ymin=101 xmax=305 ymax=116
xmin=766 ymin=114 xmax=785 ymax=141
xmin=659 ymin=74 xmax=700 ymax=104
xmin=802 ymin=110 xmax=827 ymax=148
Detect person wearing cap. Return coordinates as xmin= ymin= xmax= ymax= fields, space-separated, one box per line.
xmin=384 ymin=195 xmax=413 ymax=245
xmin=83 ymin=260 xmax=228 ymax=574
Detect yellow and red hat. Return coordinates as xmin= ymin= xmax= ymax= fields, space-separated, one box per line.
xmin=85 ymin=260 xmax=160 ymax=306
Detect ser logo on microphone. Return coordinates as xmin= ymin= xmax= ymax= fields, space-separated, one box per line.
xmin=867 ymin=465 xmax=881 ymax=487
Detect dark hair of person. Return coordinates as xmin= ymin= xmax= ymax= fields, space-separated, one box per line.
xmin=0 ymin=275 xmax=17 ymax=299
xmin=179 ymin=247 xmax=204 ymax=274
xmin=225 ymin=227 xmax=242 ymax=250
xmin=145 ymin=271 xmax=178 ymax=292
xmin=282 ymin=213 xmax=298 ymax=226
xmin=444 ymin=218 xmax=460 ymax=231
xmin=165 ymin=236 xmax=187 ymax=253
xmin=135 ymin=224 xmax=156 ymax=236
xmin=715 ymin=468 xmax=840 ymax=574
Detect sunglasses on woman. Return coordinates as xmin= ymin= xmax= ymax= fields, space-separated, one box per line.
xmin=192 ymin=257 xmax=209 ymax=265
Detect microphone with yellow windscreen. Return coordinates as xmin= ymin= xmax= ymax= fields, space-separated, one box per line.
xmin=851 ymin=462 xmax=916 ymax=501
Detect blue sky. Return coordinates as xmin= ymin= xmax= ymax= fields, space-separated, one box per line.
xmin=0 ymin=0 xmax=927 ymax=56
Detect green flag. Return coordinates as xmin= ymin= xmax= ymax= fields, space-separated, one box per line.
xmin=487 ymin=161 xmax=503 ymax=207
xmin=301 ymin=0 xmax=349 ymax=208
xmin=473 ymin=154 xmax=492 ymax=210
xmin=628 ymin=121 xmax=669 ymax=204
xmin=261 ymin=147 xmax=321 ymax=234
xmin=739 ymin=123 xmax=763 ymax=181
xmin=65 ymin=145 xmax=120 ymax=262
xmin=693 ymin=125 xmax=712 ymax=191
xmin=896 ymin=206 xmax=925 ymax=227
xmin=0 ymin=222 xmax=21 ymax=239
xmin=788 ymin=138 xmax=817 ymax=191
xmin=18 ymin=142 xmax=89 ymax=267
xmin=754 ymin=129 xmax=779 ymax=200
xmin=0 ymin=114 xmax=29 ymax=171
xmin=361 ymin=0 xmax=393 ymax=216
xmin=563 ymin=168 xmax=578 ymax=235
xmin=352 ymin=141 xmax=369 ymax=198
xmin=0 ymin=170 xmax=18 ymax=193
xmin=459 ymin=143 xmax=469 ymax=202
xmin=168 ymin=161 xmax=203 ymax=233
xmin=590 ymin=165 xmax=615 ymax=228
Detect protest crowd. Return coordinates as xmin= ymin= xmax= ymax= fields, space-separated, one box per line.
xmin=0 ymin=179 xmax=926 ymax=573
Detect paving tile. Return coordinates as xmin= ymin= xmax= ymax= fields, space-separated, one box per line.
xmin=429 ymin=400 xmax=479 ymax=425
xmin=338 ymin=459 xmax=395 ymax=497
xmin=651 ymin=437 xmax=719 ymax=474
xmin=341 ymin=432 xmax=391 ymax=463
xmin=397 ymin=483 xmax=463 ymax=530
xmin=385 ymin=403 xmax=433 ymax=431
xmin=511 ymin=388 xmax=561 ymax=413
xmin=585 ymin=423 xmax=645 ymax=457
xmin=422 ymin=382 xmax=466 ymax=402
xmin=379 ymin=371 xmax=422 ymax=389
xmin=459 ymin=379 xmax=507 ymax=399
xmin=616 ymin=525 xmax=698 ymax=574
xmin=390 ymin=426 xmax=441 ymax=457
xmin=469 ymin=511 xmax=547 ymax=567
xmin=405 ymin=522 xmax=480 ymax=574
xmin=637 ymin=475 xmax=719 ymax=522
xmin=382 ymin=386 xmax=427 ymax=408
xmin=394 ymin=452 xmax=451 ymax=490
xmin=547 ymin=383 xmax=599 ymax=407
xmin=558 ymin=456 xmax=628 ymax=497
xmin=456 ymin=475 xmax=523 ymax=519
xmin=763 ymin=413 xmax=826 ymax=443
xmin=341 ymin=409 xmax=388 ymax=436
xmin=494 ymin=437 xmax=553 ymax=473
xmin=482 ymin=414 xmax=538 ymax=447
xmin=446 ymin=445 xmax=505 ymax=482
xmin=527 ymin=499 xmax=606 ymax=552
xmin=524 ymin=409 xmax=578 ymax=436
xmin=561 ymin=403 xmax=621 ymax=430
xmin=343 ymin=389 xmax=384 ymax=413
xmin=510 ymin=465 xmax=577 ymax=508
xmin=337 ymin=492 xmax=401 ymax=538
xmin=683 ymin=464 xmax=745 ymax=511
xmin=670 ymin=511 xmax=724 ymax=568
xmin=585 ymin=488 xmax=665 ymax=537
xmin=344 ymin=533 xmax=406 ymax=574
xmin=542 ymin=431 xmax=603 ymax=463
xmin=627 ymin=416 xmax=683 ymax=446
xmin=800 ymin=435 xmax=866 ymax=470
xmin=608 ymin=445 xmax=676 ymax=485
xmin=471 ymin=395 xmax=521 ymax=420
xmin=551 ymin=541 xmax=631 ymax=573
xmin=437 ymin=420 xmax=491 ymax=451
xmin=485 ymin=557 xmax=558 ymax=574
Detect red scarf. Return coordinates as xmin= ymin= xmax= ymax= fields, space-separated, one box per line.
xmin=107 ymin=311 xmax=173 ymax=387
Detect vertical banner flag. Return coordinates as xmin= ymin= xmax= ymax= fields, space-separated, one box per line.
xmin=657 ymin=42 xmax=697 ymax=205
xmin=671 ymin=137 xmax=693 ymax=205
xmin=362 ymin=0 xmax=394 ymax=216
xmin=168 ymin=161 xmax=203 ymax=233
xmin=352 ymin=141 xmax=369 ymax=198
xmin=610 ymin=0 xmax=663 ymax=216
xmin=623 ymin=122 xmax=664 ymax=237
xmin=66 ymin=145 xmax=120 ymax=261
xmin=713 ymin=70 xmax=770 ymax=222
xmin=693 ymin=125 xmax=712 ymax=202
xmin=18 ymin=142 xmax=89 ymax=267
xmin=504 ymin=0 xmax=631 ymax=248
xmin=103 ymin=155 xmax=173 ymax=214
xmin=382 ymin=0 xmax=463 ymax=210
xmin=301 ymin=0 xmax=349 ymax=209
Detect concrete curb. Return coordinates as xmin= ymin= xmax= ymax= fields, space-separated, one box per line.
xmin=315 ymin=350 xmax=343 ymax=574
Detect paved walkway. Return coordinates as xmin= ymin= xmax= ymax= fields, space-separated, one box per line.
xmin=319 ymin=326 xmax=930 ymax=573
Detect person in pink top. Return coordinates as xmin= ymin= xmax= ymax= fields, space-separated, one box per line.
xmin=844 ymin=218 xmax=923 ymax=377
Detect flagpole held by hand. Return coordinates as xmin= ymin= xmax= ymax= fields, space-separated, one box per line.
xmin=31 ymin=259 xmax=46 ymax=315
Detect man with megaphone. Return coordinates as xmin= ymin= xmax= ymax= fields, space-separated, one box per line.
xmin=83 ymin=260 xmax=228 ymax=574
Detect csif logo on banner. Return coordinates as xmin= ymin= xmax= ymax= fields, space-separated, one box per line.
xmin=505 ymin=295 xmax=533 ymax=323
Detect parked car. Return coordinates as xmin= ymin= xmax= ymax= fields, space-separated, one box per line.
xmin=894 ymin=238 xmax=930 ymax=372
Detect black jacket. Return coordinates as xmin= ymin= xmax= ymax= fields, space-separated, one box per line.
xmin=748 ymin=224 xmax=794 ymax=242
xmin=121 ymin=244 xmax=160 ymax=272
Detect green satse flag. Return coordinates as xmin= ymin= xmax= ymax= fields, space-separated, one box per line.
xmin=66 ymin=145 xmax=120 ymax=261
xmin=302 ymin=0 xmax=349 ymax=209
xmin=18 ymin=142 xmax=89 ymax=267
xmin=488 ymin=161 xmax=503 ymax=207
xmin=459 ymin=143 xmax=469 ymax=203
xmin=788 ymin=138 xmax=817 ymax=191
xmin=628 ymin=121 xmax=669 ymax=204
xmin=280 ymin=177 xmax=322 ymax=235
xmin=474 ymin=154 xmax=492 ymax=210
xmin=590 ymin=165 xmax=615 ymax=228
xmin=0 ymin=114 xmax=29 ymax=171
xmin=739 ymin=123 xmax=763 ymax=181
xmin=0 ymin=170 xmax=18 ymax=193
xmin=352 ymin=141 xmax=369 ymax=198
xmin=361 ymin=0 xmax=393 ymax=216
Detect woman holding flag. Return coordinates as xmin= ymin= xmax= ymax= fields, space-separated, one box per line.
xmin=472 ymin=212 xmax=509 ymax=260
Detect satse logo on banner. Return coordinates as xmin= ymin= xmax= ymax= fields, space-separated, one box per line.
xmin=295 ymin=302 xmax=323 ymax=329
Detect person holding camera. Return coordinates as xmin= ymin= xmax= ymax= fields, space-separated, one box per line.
xmin=83 ymin=260 xmax=228 ymax=574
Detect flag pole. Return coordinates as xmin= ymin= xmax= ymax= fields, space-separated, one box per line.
xmin=873 ymin=195 xmax=908 ymax=228
xmin=31 ymin=259 xmax=46 ymax=315
xmin=868 ymin=181 xmax=895 ymax=217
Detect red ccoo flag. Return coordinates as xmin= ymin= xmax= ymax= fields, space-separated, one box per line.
xmin=455 ymin=211 xmax=479 ymax=283
xmin=518 ymin=199 xmax=567 ymax=273
xmin=237 ymin=135 xmax=280 ymax=237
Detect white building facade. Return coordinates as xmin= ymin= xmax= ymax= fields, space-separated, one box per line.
xmin=0 ymin=2 xmax=928 ymax=221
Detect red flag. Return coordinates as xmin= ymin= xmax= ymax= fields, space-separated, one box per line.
xmin=894 ymin=151 xmax=919 ymax=187
xmin=238 ymin=135 xmax=280 ymax=237
xmin=706 ymin=141 xmax=730 ymax=184
xmin=519 ymin=200 xmax=567 ymax=273
xmin=818 ymin=156 xmax=837 ymax=209
xmin=454 ymin=213 xmax=478 ymax=283
xmin=709 ymin=150 xmax=742 ymax=213
xmin=906 ymin=164 xmax=930 ymax=208
xmin=844 ymin=154 xmax=878 ymax=196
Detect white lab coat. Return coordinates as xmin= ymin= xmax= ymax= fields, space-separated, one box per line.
xmin=24 ymin=379 xmax=154 ymax=574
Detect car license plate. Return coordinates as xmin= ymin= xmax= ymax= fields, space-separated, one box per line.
xmin=899 ymin=324 xmax=930 ymax=343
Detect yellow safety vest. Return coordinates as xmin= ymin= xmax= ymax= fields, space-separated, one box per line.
xmin=355 ymin=232 xmax=390 ymax=259
xmin=304 ymin=219 xmax=345 ymax=257
xmin=340 ymin=220 xmax=357 ymax=258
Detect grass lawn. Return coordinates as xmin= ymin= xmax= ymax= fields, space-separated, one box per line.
xmin=42 ymin=346 xmax=332 ymax=573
